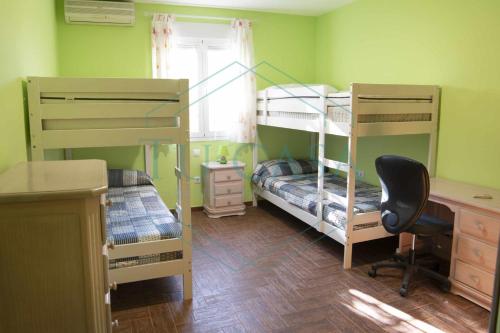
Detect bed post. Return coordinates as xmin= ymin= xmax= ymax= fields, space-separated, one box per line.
xmin=253 ymin=89 xmax=268 ymax=207
xmin=316 ymin=92 xmax=326 ymax=232
xmin=252 ymin=141 xmax=258 ymax=207
xmin=252 ymin=90 xmax=263 ymax=207
xmin=64 ymin=149 xmax=72 ymax=160
xmin=144 ymin=144 xmax=152 ymax=176
xmin=343 ymin=83 xmax=359 ymax=270
xmin=427 ymin=86 xmax=440 ymax=177
xmin=263 ymin=89 xmax=268 ymax=125
xmin=178 ymin=79 xmax=192 ymax=300
xmin=27 ymin=78 xmax=44 ymax=161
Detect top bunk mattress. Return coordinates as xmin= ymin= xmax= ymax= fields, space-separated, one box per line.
xmin=106 ymin=169 xmax=182 ymax=246
xmin=252 ymin=160 xmax=381 ymax=230
xmin=258 ymin=84 xmax=338 ymax=100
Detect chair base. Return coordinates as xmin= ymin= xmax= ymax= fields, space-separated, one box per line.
xmin=368 ymin=250 xmax=451 ymax=297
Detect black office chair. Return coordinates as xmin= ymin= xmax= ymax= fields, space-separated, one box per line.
xmin=368 ymin=155 xmax=452 ymax=297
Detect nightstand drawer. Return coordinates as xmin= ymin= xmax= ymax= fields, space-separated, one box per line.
xmin=214 ymin=169 xmax=243 ymax=183
xmin=456 ymin=235 xmax=497 ymax=272
xmin=215 ymin=181 xmax=242 ymax=196
xmin=215 ymin=194 xmax=243 ymax=208
xmin=460 ymin=209 xmax=500 ymax=244
xmin=454 ymin=260 xmax=494 ymax=296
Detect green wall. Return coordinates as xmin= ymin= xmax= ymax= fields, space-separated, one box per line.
xmin=9 ymin=0 xmax=497 ymax=203
xmin=316 ymin=0 xmax=500 ymax=189
xmin=55 ymin=1 xmax=316 ymax=207
xmin=0 ymin=0 xmax=59 ymax=172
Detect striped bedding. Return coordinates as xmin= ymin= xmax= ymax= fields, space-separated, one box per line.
xmin=252 ymin=160 xmax=381 ymax=230
xmin=106 ymin=169 xmax=182 ymax=269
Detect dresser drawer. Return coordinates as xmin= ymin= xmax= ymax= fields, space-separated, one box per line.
xmin=454 ymin=260 xmax=494 ymax=296
xmin=214 ymin=169 xmax=243 ymax=183
xmin=215 ymin=181 xmax=242 ymax=196
xmin=215 ymin=194 xmax=243 ymax=208
xmin=456 ymin=235 xmax=497 ymax=272
xmin=460 ymin=209 xmax=500 ymax=244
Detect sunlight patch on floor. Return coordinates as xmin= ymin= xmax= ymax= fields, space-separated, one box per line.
xmin=344 ymin=289 xmax=446 ymax=333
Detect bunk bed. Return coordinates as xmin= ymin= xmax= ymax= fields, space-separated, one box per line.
xmin=254 ymin=83 xmax=440 ymax=269
xmin=27 ymin=77 xmax=192 ymax=299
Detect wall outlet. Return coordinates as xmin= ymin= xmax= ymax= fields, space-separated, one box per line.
xmin=356 ymin=170 xmax=365 ymax=178
xmin=193 ymin=176 xmax=201 ymax=184
xmin=192 ymin=148 xmax=201 ymax=157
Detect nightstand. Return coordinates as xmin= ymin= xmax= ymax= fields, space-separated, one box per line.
xmin=202 ymin=161 xmax=246 ymax=218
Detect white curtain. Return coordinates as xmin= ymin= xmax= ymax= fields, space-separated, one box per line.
xmin=151 ymin=14 xmax=176 ymax=79
xmin=229 ymin=19 xmax=257 ymax=144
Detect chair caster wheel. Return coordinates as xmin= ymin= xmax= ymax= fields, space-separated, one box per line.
xmin=368 ymin=270 xmax=377 ymax=278
xmin=392 ymin=254 xmax=404 ymax=263
xmin=399 ymin=287 xmax=408 ymax=297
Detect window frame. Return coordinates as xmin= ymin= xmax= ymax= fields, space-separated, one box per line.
xmin=174 ymin=36 xmax=233 ymax=141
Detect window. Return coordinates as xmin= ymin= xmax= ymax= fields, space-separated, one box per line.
xmin=168 ymin=23 xmax=237 ymax=140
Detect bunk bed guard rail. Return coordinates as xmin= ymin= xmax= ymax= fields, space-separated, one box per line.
xmin=27 ymin=77 xmax=189 ymax=160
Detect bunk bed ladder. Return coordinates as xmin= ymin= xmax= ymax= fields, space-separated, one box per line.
xmin=319 ymin=84 xmax=358 ymax=269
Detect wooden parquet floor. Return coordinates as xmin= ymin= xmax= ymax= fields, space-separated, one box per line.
xmin=112 ymin=203 xmax=490 ymax=333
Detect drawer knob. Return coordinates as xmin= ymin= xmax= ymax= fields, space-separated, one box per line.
xmin=111 ymin=319 xmax=119 ymax=328
xmin=469 ymin=274 xmax=480 ymax=285
xmin=475 ymin=221 xmax=485 ymax=231
xmin=109 ymin=281 xmax=118 ymax=291
xmin=473 ymin=248 xmax=482 ymax=258
xmin=105 ymin=199 xmax=113 ymax=207
xmin=228 ymin=201 xmax=232 ymax=205
xmin=226 ymin=175 xmax=231 ymax=180
xmin=227 ymin=189 xmax=231 ymax=194
xmin=107 ymin=240 xmax=115 ymax=250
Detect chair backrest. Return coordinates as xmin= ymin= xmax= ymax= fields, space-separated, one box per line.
xmin=375 ymin=155 xmax=430 ymax=234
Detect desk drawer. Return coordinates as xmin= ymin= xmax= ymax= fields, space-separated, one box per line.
xmin=215 ymin=181 xmax=242 ymax=196
xmin=215 ymin=194 xmax=242 ymax=208
xmin=454 ymin=260 xmax=494 ymax=296
xmin=214 ymin=169 xmax=243 ymax=183
xmin=456 ymin=236 xmax=497 ymax=272
xmin=460 ymin=209 xmax=500 ymax=244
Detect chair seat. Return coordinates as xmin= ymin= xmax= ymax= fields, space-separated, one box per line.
xmin=406 ymin=213 xmax=452 ymax=235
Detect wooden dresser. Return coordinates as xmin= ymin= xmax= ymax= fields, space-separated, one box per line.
xmin=202 ymin=161 xmax=246 ymax=218
xmin=0 ymin=160 xmax=114 ymax=332
xmin=400 ymin=178 xmax=500 ymax=310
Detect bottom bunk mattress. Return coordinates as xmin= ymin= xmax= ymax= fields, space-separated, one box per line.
xmin=106 ymin=169 xmax=182 ymax=269
xmin=252 ymin=160 xmax=382 ymax=230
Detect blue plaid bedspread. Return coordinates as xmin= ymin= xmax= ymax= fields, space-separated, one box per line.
xmin=252 ymin=160 xmax=381 ymax=230
xmin=106 ymin=169 xmax=182 ymax=269
xmin=106 ymin=185 xmax=182 ymax=245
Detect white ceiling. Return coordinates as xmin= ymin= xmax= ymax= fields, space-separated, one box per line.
xmin=134 ymin=0 xmax=353 ymax=16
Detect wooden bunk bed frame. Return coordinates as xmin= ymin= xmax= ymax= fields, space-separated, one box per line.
xmin=254 ymin=83 xmax=440 ymax=269
xmin=27 ymin=77 xmax=192 ymax=299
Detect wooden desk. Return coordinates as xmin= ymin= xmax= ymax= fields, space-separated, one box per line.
xmin=400 ymin=178 xmax=500 ymax=310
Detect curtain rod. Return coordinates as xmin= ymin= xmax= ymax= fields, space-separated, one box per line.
xmin=144 ymin=12 xmax=246 ymax=22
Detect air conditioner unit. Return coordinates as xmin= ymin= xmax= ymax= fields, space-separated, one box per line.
xmin=65 ymin=0 xmax=135 ymax=26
